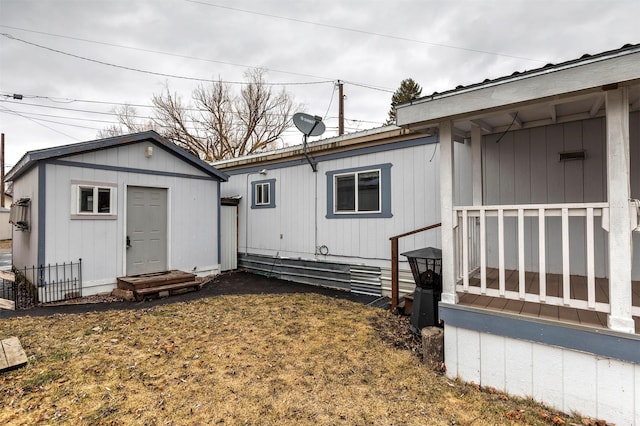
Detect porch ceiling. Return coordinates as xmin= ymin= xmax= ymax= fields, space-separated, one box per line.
xmin=451 ymin=83 xmax=640 ymax=137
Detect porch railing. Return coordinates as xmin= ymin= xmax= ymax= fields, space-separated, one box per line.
xmin=389 ymin=223 xmax=441 ymax=311
xmin=454 ymin=203 xmax=610 ymax=313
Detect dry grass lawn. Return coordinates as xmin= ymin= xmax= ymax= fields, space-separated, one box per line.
xmin=0 ymin=294 xmax=581 ymax=425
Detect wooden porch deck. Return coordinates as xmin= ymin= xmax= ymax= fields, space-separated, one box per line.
xmin=457 ymin=268 xmax=640 ymax=334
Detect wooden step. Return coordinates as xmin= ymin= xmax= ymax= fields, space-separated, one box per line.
xmin=133 ymin=280 xmax=201 ymax=301
xmin=117 ymin=270 xmax=196 ymax=291
xmin=401 ymin=293 xmax=414 ymax=316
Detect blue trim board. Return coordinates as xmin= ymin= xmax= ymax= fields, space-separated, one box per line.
xmin=217 ymin=181 xmax=221 ymax=265
xmin=223 ymin=135 xmax=438 ymax=176
xmin=50 ymin=159 xmax=219 ymax=181
xmin=37 ymin=164 xmax=46 ymax=268
xmin=325 ymin=163 xmax=392 ymax=219
xmin=251 ymin=178 xmax=277 ymax=209
xmin=439 ymin=303 xmax=640 ymax=364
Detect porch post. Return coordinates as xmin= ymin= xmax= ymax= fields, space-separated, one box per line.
xmin=605 ymin=86 xmax=635 ymax=333
xmin=471 ymin=124 xmax=483 ymax=206
xmin=440 ymin=120 xmax=458 ymax=304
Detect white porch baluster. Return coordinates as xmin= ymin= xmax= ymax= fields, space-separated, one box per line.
xmin=586 ymin=208 xmax=596 ymax=309
xmin=498 ymin=208 xmax=505 ymax=296
xmin=480 ymin=209 xmax=487 ymax=293
xmin=462 ymin=209 xmax=469 ymax=291
xmin=562 ymin=208 xmax=570 ymax=306
xmin=538 ymin=208 xmax=546 ymax=302
xmin=518 ymin=208 xmax=525 ymax=299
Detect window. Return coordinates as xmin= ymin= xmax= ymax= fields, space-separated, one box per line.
xmin=251 ymin=178 xmax=276 ymax=209
xmin=334 ymin=170 xmax=380 ymax=213
xmin=71 ymin=182 xmax=117 ymax=218
xmin=255 ymin=182 xmax=270 ymax=206
xmin=326 ymin=164 xmax=392 ymax=219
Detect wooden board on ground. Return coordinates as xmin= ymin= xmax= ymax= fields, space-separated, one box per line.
xmin=0 ymin=298 xmax=15 ymax=310
xmin=0 ymin=337 xmax=28 ymax=373
xmin=0 ymin=270 xmax=15 ymax=282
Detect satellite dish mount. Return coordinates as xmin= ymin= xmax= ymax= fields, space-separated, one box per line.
xmin=292 ymin=113 xmax=325 ymax=172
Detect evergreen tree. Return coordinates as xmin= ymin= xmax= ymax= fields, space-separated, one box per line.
xmin=386 ymin=78 xmax=423 ymax=125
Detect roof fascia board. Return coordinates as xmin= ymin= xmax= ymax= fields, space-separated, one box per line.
xmin=214 ymin=127 xmax=418 ymax=170
xmin=397 ymin=49 xmax=640 ymax=127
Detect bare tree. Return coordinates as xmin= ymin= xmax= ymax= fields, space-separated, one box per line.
xmin=97 ymin=104 xmax=155 ymax=138
xmin=100 ymin=69 xmax=297 ymax=161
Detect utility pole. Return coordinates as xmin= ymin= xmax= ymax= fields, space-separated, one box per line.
xmin=337 ymin=81 xmax=344 ymax=136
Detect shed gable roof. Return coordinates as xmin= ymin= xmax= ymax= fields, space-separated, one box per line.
xmin=6 ymin=131 xmax=228 ymax=182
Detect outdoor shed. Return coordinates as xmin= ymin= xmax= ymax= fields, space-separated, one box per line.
xmin=6 ymin=131 xmax=228 ymax=300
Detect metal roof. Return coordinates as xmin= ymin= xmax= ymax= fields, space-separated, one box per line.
xmin=6 ymin=130 xmax=229 ymax=182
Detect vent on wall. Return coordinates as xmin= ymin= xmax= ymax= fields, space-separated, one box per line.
xmin=559 ymin=150 xmax=586 ymax=161
xmin=9 ymin=198 xmax=30 ymax=231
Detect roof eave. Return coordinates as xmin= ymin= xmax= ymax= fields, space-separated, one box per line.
xmin=397 ymin=45 xmax=640 ymax=128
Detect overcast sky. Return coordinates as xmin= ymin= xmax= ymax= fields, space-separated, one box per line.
xmin=1 ymin=0 xmax=639 ymax=168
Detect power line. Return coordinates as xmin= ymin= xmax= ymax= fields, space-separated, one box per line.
xmin=0 ymin=104 xmax=79 ymax=140
xmin=1 ymin=33 xmax=334 ymax=87
xmin=186 ymin=0 xmax=548 ymax=63
xmin=0 ymin=24 xmax=337 ymax=82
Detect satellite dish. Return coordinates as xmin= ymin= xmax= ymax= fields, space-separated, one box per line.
xmin=293 ymin=113 xmax=325 ymax=137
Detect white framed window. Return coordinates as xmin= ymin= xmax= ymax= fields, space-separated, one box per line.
xmin=255 ymin=182 xmax=270 ymax=206
xmin=251 ymin=178 xmax=276 ymax=209
xmin=334 ymin=169 xmax=381 ymax=214
xmin=71 ymin=182 xmax=117 ymax=219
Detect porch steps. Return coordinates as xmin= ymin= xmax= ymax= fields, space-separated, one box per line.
xmin=117 ymin=270 xmax=200 ymax=301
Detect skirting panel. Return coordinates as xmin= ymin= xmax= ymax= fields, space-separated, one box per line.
xmin=444 ymin=324 xmax=640 ymax=425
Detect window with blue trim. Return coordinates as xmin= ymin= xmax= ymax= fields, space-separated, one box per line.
xmin=326 ymin=163 xmax=392 ymax=218
xmin=251 ymin=178 xmax=276 ymax=209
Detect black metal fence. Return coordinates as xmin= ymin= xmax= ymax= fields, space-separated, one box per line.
xmin=1 ymin=276 xmax=36 ymax=310
xmin=13 ymin=259 xmax=83 ymax=306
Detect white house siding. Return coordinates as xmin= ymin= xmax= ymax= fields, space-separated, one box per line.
xmin=41 ymin=141 xmax=219 ymax=295
xmin=221 ymin=138 xmax=472 ymax=291
xmin=444 ymin=324 xmax=640 ymax=425
xmin=10 ymin=165 xmax=39 ymax=269
xmin=481 ymin=113 xmax=640 ymax=278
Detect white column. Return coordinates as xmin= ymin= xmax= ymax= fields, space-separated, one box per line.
xmin=471 ymin=124 xmax=483 ymax=206
xmin=605 ymin=86 xmax=634 ymax=333
xmin=440 ymin=120 xmax=458 ymax=304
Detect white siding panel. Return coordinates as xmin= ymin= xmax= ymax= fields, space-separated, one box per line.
xmin=446 ymin=325 xmax=640 ymax=425
xmin=504 ymin=339 xmax=533 ymax=397
xmin=595 ymin=358 xmax=635 ymax=422
xmin=531 ymin=344 xmax=564 ymax=407
xmin=443 ymin=325 xmax=458 ymax=378
xmin=64 ymin=142 xmax=210 ymax=178
xmin=479 ymin=333 xmax=506 ymax=390
xmin=562 ymin=350 xmax=597 ymax=415
xmin=455 ymin=327 xmax=481 ymax=384
xmin=11 ymin=166 xmax=39 ymax=269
